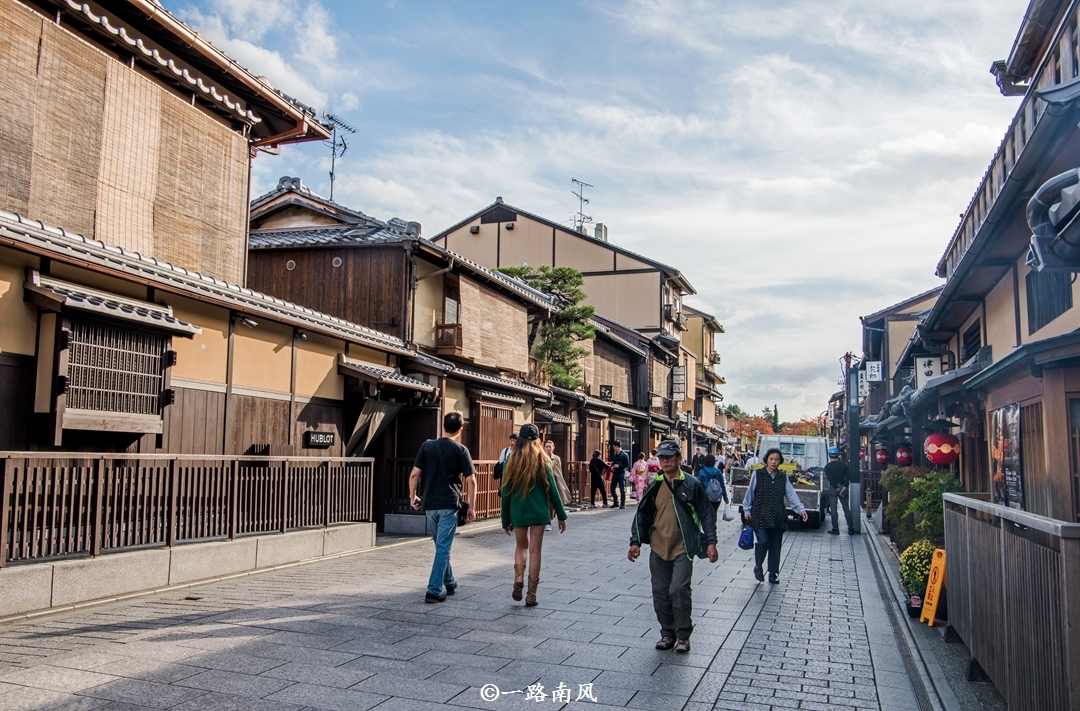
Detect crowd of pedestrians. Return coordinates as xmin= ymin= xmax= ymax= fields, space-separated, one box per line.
xmin=408 ymin=418 xmax=853 ymax=652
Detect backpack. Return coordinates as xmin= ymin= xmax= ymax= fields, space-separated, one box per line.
xmin=706 ymin=477 xmax=724 ymax=503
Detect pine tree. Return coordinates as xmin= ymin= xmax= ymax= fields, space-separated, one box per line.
xmin=497 ymin=265 xmax=596 ymax=389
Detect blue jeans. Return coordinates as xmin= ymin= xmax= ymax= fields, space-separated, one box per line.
xmin=426 ymin=509 xmax=458 ymax=595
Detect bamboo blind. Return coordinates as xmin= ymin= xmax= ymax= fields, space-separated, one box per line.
xmin=27 ymin=21 xmax=106 ymax=239
xmin=0 ymin=0 xmax=250 ymax=284
xmin=0 ymin=1 xmax=39 ymax=215
xmin=95 ymin=62 xmax=161 ymax=257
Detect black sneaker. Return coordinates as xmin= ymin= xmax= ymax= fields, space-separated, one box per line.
xmin=768 ymin=574 xmax=780 ymax=585
xmin=445 ymin=584 xmax=456 ymax=596
xmin=848 ymin=527 xmax=856 ymax=535
xmin=753 ymin=566 xmax=764 ymax=582
xmin=425 ymin=592 xmax=446 ymax=603
xmin=828 ymin=529 xmax=840 ymax=535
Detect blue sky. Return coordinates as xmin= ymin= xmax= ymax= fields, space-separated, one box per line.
xmin=169 ymin=0 xmax=1027 ymax=421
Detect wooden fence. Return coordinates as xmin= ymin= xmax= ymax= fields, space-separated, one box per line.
xmin=1 ymin=453 xmax=374 ymax=567
xmin=388 ymin=459 xmax=501 ymax=520
xmin=943 ymin=493 xmax=1080 ymax=710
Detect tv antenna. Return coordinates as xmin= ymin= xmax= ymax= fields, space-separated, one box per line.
xmin=323 ymin=112 xmax=356 ymax=202
xmin=571 ymin=178 xmax=593 ymax=232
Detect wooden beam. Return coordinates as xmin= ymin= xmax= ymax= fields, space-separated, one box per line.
xmin=1041 ymin=368 xmax=1071 ymax=521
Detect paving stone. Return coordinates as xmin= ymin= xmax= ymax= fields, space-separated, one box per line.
xmin=0 ymin=507 xmax=925 ymax=711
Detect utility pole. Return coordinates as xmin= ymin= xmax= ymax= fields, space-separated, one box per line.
xmin=847 ymin=364 xmax=862 ymax=534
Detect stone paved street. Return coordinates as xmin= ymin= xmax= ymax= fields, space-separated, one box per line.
xmin=0 ymin=507 xmax=920 ymax=711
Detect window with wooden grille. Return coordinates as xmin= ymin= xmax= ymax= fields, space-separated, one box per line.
xmin=66 ymin=320 xmax=166 ymax=415
xmin=1026 ymin=270 xmax=1073 ymax=334
xmin=961 ymin=321 xmax=981 ymax=363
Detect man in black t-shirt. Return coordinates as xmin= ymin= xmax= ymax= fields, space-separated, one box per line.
xmin=823 ymin=447 xmax=851 ymax=535
xmin=409 ymin=411 xmax=476 ymax=603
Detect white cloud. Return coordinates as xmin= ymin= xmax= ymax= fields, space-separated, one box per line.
xmin=228 ymin=0 xmax=1028 ymax=420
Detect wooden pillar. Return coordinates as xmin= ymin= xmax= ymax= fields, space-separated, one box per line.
xmin=0 ymin=458 xmax=10 ymax=569
xmin=1061 ymin=535 xmax=1080 ymax=710
xmin=1042 ymin=368 xmax=1071 ymax=521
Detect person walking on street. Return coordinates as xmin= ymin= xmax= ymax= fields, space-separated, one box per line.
xmin=696 ymin=454 xmax=729 ymax=517
xmin=628 ymin=440 xmax=718 ymax=654
xmin=629 ymin=452 xmax=649 ymax=500
xmin=690 ymin=446 xmax=706 ymax=475
xmin=743 ymin=448 xmax=807 ymax=585
xmin=493 ymin=433 xmax=517 ymax=481
xmin=610 ymin=441 xmax=631 ymax=509
xmin=544 ymin=439 xmax=572 ymax=530
xmin=501 ymin=424 xmax=567 ymax=606
xmin=744 ymin=450 xmax=760 ymax=468
xmin=647 ymin=449 xmax=661 ymax=476
xmin=589 ymin=450 xmax=609 ymax=508
xmin=824 ymin=446 xmax=853 ymax=535
xmin=409 ymin=411 xmax=477 ymax=603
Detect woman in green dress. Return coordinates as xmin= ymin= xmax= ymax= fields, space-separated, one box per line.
xmin=501 ymin=424 xmax=567 ymax=606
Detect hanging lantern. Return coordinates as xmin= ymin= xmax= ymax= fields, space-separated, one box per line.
xmin=875 ymin=448 xmax=889 ymax=465
xmin=896 ymin=445 xmax=913 ymax=467
xmin=858 ymin=447 xmax=866 ymax=459
xmin=924 ymin=432 xmax=960 ymax=465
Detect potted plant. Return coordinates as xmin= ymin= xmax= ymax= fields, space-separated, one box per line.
xmin=899 ymin=539 xmax=935 ymax=617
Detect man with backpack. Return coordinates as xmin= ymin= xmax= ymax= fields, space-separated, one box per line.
xmin=628 ymin=440 xmax=718 ymax=654
xmin=824 ymin=446 xmax=852 ymax=535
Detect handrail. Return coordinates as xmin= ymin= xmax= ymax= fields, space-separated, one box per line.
xmin=943 ymin=492 xmax=1080 ymax=538
xmin=0 ymin=452 xmax=374 ymax=463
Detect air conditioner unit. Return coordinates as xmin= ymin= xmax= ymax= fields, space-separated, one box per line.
xmin=664 ymin=304 xmax=678 ymax=322
xmin=708 ymin=351 xmax=721 ymax=364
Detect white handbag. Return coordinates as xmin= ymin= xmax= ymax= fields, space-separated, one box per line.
xmin=722 ymin=503 xmax=736 ymax=522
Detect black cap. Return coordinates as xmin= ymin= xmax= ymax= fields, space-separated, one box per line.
xmin=518 ymin=423 xmax=540 ymax=441
xmin=656 ymin=440 xmax=681 ymax=457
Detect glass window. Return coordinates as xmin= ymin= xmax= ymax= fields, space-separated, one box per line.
xmin=779 ymin=443 xmax=792 ymax=455
xmin=792 ymin=443 xmax=806 ymax=456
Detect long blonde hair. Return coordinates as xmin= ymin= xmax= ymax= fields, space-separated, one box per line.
xmin=502 ymin=437 xmax=551 ymax=498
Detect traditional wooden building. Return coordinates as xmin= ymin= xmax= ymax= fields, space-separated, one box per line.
xmin=682 ymin=305 xmax=727 ymax=452
xmin=0 ymin=0 xmax=414 ymax=616
xmin=0 ymin=0 xmax=440 ymax=457
xmin=431 ymin=199 xmax=696 ymax=339
xmin=246 ymin=179 xmax=560 ymax=524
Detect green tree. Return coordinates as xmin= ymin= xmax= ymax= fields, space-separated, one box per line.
xmin=726 ymin=403 xmax=747 ymax=419
xmin=497 ymin=265 xmax=595 ymax=389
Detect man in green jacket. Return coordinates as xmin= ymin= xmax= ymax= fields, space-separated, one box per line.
xmin=628 ymin=439 xmax=718 ymax=654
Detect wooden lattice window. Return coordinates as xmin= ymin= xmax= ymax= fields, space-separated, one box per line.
xmin=66 ymin=320 xmax=165 ymax=415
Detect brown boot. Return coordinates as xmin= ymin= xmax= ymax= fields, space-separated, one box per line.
xmin=512 ymin=564 xmax=526 ymax=601
xmin=525 ymin=576 xmax=539 ymax=607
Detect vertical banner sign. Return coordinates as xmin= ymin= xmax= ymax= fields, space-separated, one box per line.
xmin=991 ymin=403 xmax=1024 ymax=510
xmin=672 ymin=366 xmax=687 ymax=402
xmin=866 ymin=361 xmax=882 ymax=382
xmin=915 ymin=356 xmax=941 ymax=390
xmin=920 ymin=549 xmax=947 ymax=626
xmin=858 ymin=369 xmax=869 ymax=398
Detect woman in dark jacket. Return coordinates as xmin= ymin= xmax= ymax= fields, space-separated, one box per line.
xmin=502 ymin=424 xmax=567 ymax=606
xmin=588 ymin=450 xmax=608 ymax=508
xmin=742 ymin=448 xmax=807 ymax=584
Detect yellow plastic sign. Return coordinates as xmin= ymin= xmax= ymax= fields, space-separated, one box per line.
xmin=920 ymin=548 xmax=946 ymax=626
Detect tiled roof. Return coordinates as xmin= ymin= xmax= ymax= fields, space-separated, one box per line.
xmin=337 ymin=355 xmax=435 ymax=393
xmin=248 ymin=225 xmax=409 ymax=249
xmin=63 ymin=0 xmax=261 ymax=125
xmin=25 ymin=270 xmax=201 ymax=337
xmin=466 ymin=389 xmax=525 ymax=406
xmin=534 ymin=408 xmax=573 ymax=424
xmin=448 ymin=364 xmax=551 ymax=399
xmin=550 ymin=386 xmax=649 ymax=420
xmin=0 ymin=210 xmax=409 ymax=355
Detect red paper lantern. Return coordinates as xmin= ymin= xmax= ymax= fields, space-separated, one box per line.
xmin=896 ymin=445 xmax=913 ymax=467
xmin=924 ymin=433 xmax=960 ymax=466
xmin=875 ymin=448 xmax=889 ymax=465
xmin=858 ymin=447 xmax=866 ymax=459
